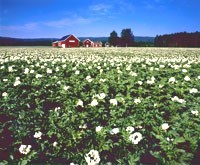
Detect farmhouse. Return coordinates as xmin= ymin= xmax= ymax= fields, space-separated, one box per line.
xmin=83 ymin=39 xmax=94 ymax=47
xmin=53 ymin=34 xmax=80 ymax=48
xmin=93 ymin=41 xmax=102 ymax=47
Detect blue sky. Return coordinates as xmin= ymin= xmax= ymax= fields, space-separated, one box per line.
xmin=0 ymin=0 xmax=200 ymax=38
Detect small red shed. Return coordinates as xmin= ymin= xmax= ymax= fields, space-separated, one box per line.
xmin=56 ymin=34 xmax=80 ymax=48
xmin=52 ymin=41 xmax=58 ymax=47
xmin=83 ymin=39 xmax=94 ymax=47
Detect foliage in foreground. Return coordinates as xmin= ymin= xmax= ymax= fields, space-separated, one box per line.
xmin=0 ymin=47 xmax=200 ymax=164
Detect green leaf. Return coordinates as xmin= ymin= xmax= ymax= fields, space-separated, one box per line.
xmin=174 ymin=137 xmax=186 ymax=144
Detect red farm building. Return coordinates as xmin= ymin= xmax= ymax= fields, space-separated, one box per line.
xmin=52 ymin=41 xmax=58 ymax=47
xmin=53 ymin=34 xmax=80 ymax=48
xmin=83 ymin=39 xmax=94 ymax=47
xmin=93 ymin=41 xmax=102 ymax=47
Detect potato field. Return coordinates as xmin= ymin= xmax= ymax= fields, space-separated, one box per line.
xmin=0 ymin=47 xmax=200 ymax=164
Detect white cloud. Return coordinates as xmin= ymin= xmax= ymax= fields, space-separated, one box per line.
xmin=0 ymin=16 xmax=94 ymax=38
xmin=89 ymin=3 xmax=112 ymax=14
xmin=0 ymin=22 xmax=42 ymax=38
xmin=44 ymin=17 xmax=92 ymax=28
xmin=0 ymin=23 xmax=39 ymax=33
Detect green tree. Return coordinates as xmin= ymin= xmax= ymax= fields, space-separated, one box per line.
xmin=121 ymin=28 xmax=134 ymax=47
xmin=108 ymin=30 xmax=120 ymax=46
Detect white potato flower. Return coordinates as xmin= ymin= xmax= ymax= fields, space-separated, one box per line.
xmin=19 ymin=144 xmax=31 ymax=155
xmin=129 ymin=132 xmax=142 ymax=144
xmin=171 ymin=96 xmax=186 ymax=104
xmin=110 ymin=98 xmax=118 ymax=106
xmin=184 ymin=76 xmax=190 ymax=81
xmin=2 ymin=92 xmax=8 ymax=97
xmin=166 ymin=137 xmax=174 ymax=142
xmin=159 ymin=64 xmax=165 ymax=68
xmin=53 ymin=141 xmax=58 ymax=147
xmin=110 ymin=128 xmax=120 ymax=135
xmin=85 ymin=150 xmax=100 ymax=165
xmin=46 ymin=68 xmax=52 ymax=74
xmin=62 ymin=64 xmax=67 ymax=68
xmin=182 ymin=69 xmax=187 ymax=73
xmin=35 ymin=74 xmax=42 ymax=78
xmin=95 ymin=126 xmax=103 ymax=132
xmin=77 ymin=99 xmax=84 ymax=107
xmin=191 ymin=110 xmax=198 ymax=116
xmin=178 ymin=98 xmax=186 ymax=104
xmin=171 ymin=96 xmax=179 ymax=102
xmin=90 ymin=99 xmax=98 ymax=107
xmin=24 ymin=68 xmax=29 ymax=74
xmin=161 ymin=123 xmax=169 ymax=131
xmin=99 ymin=78 xmax=106 ymax=82
xmin=14 ymin=80 xmax=21 ymax=86
xmin=8 ymin=66 xmax=14 ymax=72
xmin=189 ymin=88 xmax=198 ymax=94
xmin=147 ymin=76 xmax=155 ymax=84
xmin=168 ymin=77 xmax=176 ymax=83
xmin=75 ymin=70 xmax=80 ymax=75
xmin=1 ymin=66 xmax=5 ymax=69
xmin=70 ymin=163 xmax=78 ymax=165
xmin=79 ymin=124 xmax=87 ymax=129
xmin=126 ymin=126 xmax=135 ymax=133
xmin=34 ymin=131 xmax=42 ymax=139
xmin=134 ymin=98 xmax=141 ymax=104
xmin=137 ymin=81 xmax=143 ymax=85
xmin=56 ymin=67 xmax=59 ymax=72
xmin=30 ymin=69 xmax=35 ymax=73
xmin=96 ymin=93 xmax=106 ymax=100
xmin=129 ymin=71 xmax=137 ymax=76
xmin=86 ymin=75 xmax=93 ymax=82
xmin=63 ymin=85 xmax=70 ymax=91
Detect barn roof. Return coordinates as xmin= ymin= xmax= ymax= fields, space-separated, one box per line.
xmin=59 ymin=34 xmax=80 ymax=42
xmin=59 ymin=35 xmax=70 ymax=41
xmin=53 ymin=41 xmax=59 ymax=43
xmin=83 ymin=38 xmax=93 ymax=43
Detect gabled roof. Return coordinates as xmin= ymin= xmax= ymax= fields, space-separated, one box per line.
xmin=59 ymin=35 xmax=70 ymax=41
xmin=58 ymin=34 xmax=80 ymax=42
xmin=83 ymin=38 xmax=93 ymax=43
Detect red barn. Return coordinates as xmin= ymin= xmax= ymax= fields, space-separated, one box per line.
xmin=83 ymin=39 xmax=94 ymax=47
xmin=56 ymin=34 xmax=80 ymax=48
xmin=52 ymin=41 xmax=58 ymax=47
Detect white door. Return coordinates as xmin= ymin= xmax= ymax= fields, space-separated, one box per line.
xmin=62 ymin=44 xmax=65 ymax=48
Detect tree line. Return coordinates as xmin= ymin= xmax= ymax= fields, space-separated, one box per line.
xmin=155 ymin=32 xmax=200 ymax=47
xmin=0 ymin=37 xmax=52 ymax=46
xmin=1 ymin=31 xmax=200 ymax=47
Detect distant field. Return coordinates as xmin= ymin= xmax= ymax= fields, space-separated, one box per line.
xmin=0 ymin=47 xmax=199 ymax=164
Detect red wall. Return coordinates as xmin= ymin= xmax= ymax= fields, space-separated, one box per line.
xmin=52 ymin=42 xmax=58 ymax=47
xmin=83 ymin=39 xmax=93 ymax=47
xmin=63 ymin=35 xmax=79 ymax=47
